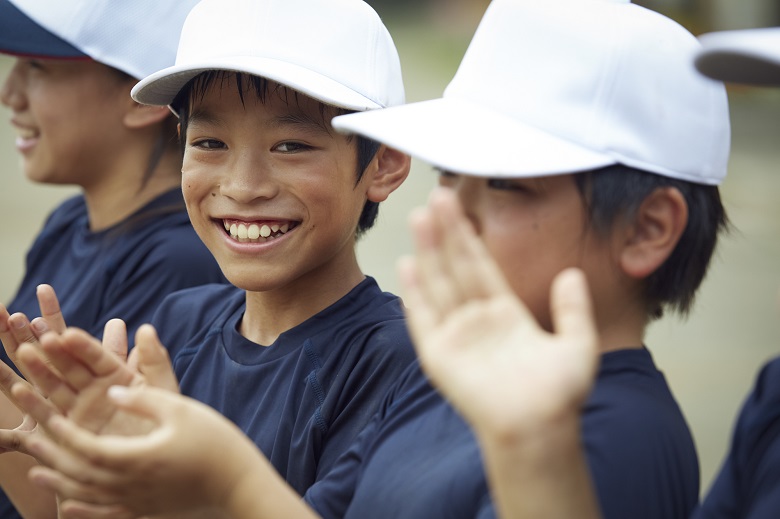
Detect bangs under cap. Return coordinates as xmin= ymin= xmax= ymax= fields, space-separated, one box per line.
xmin=0 ymin=0 xmax=201 ymax=80
xmin=333 ymin=0 xmax=730 ymax=185
xmin=131 ymin=0 xmax=405 ymax=112
xmin=696 ymin=27 xmax=780 ymax=86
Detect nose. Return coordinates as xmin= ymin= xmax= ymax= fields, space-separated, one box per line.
xmin=220 ymin=149 xmax=280 ymax=204
xmin=0 ymin=60 xmax=26 ymax=111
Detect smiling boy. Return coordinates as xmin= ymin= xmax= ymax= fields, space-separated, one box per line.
xmin=1 ymin=1 xmax=733 ymax=518
xmin=125 ymin=0 xmax=415 ymax=493
xmin=0 ymin=0 xmax=416 ymax=507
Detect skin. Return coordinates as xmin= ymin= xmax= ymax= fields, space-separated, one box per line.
xmin=0 ymin=57 xmax=181 ymax=230
xmin=2 ymin=162 xmax=688 ymax=517
xmin=180 ymin=75 xmax=409 ymax=345
xmin=437 ymin=171 xmax=647 ymax=351
xmin=8 ymin=190 xmax=600 ymax=519
xmin=0 ymin=73 xmax=409 ymax=517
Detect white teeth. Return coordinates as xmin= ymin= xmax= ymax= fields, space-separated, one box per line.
xmin=17 ymin=128 xmax=37 ymax=139
xmin=237 ymin=224 xmax=248 ymax=239
xmin=226 ymin=220 xmax=293 ymax=242
xmin=260 ymin=224 xmax=271 ymax=238
xmin=247 ymin=224 xmax=260 ymax=240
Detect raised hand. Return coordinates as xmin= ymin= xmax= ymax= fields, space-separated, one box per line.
xmin=398 ymin=188 xmax=599 ymax=437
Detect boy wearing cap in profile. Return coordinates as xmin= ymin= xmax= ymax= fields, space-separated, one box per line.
xmin=0 ymin=0 xmax=415 ymax=511
xmin=0 ymin=0 xmax=733 ymax=518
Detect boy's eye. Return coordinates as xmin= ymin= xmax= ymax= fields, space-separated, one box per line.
xmin=192 ymin=139 xmax=225 ymax=150
xmin=274 ymin=142 xmax=312 ymax=153
xmin=487 ymin=178 xmax=526 ymax=191
xmin=437 ymin=170 xmax=458 ymax=186
xmin=21 ymin=59 xmax=45 ymax=72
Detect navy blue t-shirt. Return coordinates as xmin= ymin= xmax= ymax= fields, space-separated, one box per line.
xmin=152 ymin=277 xmax=417 ymax=495
xmin=694 ymin=357 xmax=780 ymax=519
xmin=1 ymin=189 xmax=226 ymax=519
xmin=306 ymin=347 xmax=699 ymax=519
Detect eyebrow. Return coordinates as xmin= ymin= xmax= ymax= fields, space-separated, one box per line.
xmin=186 ymin=107 xmax=333 ymax=138
xmin=267 ymin=112 xmax=333 ymax=137
xmin=187 ymin=108 xmax=225 ymax=130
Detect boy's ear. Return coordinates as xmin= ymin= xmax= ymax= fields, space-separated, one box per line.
xmin=365 ymin=145 xmax=411 ymax=203
xmin=619 ymin=187 xmax=688 ymax=279
xmin=123 ymin=102 xmax=171 ymax=129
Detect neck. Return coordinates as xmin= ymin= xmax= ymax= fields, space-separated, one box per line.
xmin=82 ymin=148 xmax=181 ymax=231
xmin=240 ymin=250 xmax=366 ymax=346
xmin=595 ymin=299 xmax=647 ymax=354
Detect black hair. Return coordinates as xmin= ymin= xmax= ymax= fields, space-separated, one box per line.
xmin=108 ymin=66 xmax=181 ymax=192
xmin=104 ymin=66 xmax=184 ymax=238
xmin=574 ymin=164 xmax=729 ymax=320
xmin=170 ymin=71 xmax=383 ymax=238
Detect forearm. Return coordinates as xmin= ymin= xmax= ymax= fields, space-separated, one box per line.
xmin=0 ymin=396 xmax=57 ymax=519
xmin=476 ymin=414 xmax=601 ymax=519
xmin=0 ymin=452 xmax=57 ymax=519
xmin=224 ymin=450 xmax=319 ymax=519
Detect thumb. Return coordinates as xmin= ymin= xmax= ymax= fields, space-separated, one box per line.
xmin=102 ymin=319 xmax=129 ymax=361
xmin=105 ymin=385 xmax=172 ymax=423
xmin=131 ymin=325 xmax=180 ymax=393
xmin=550 ymin=268 xmax=599 ymax=359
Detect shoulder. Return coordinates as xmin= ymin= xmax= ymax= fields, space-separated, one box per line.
xmin=151 ymin=284 xmax=243 ymax=355
xmin=694 ymin=358 xmax=780 ymax=519
xmin=583 ymin=348 xmax=699 ymax=519
xmin=321 ymin=279 xmax=414 ymax=360
xmin=585 ymin=347 xmax=693 ymax=449
xmin=154 ymin=284 xmax=243 ymax=320
xmin=39 ymin=195 xmax=87 ymax=231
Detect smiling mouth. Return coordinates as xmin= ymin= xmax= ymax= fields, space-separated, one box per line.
xmin=222 ymin=219 xmax=299 ymax=243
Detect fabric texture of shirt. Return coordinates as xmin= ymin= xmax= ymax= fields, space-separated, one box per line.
xmin=1 ymin=188 xmax=226 ymax=519
xmin=154 ymin=277 xmax=417 ymax=495
xmin=694 ymin=356 xmax=780 ymax=519
xmin=306 ymin=347 xmax=699 ymax=519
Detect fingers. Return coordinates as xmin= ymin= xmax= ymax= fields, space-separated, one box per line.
xmin=429 ymin=188 xmax=509 ymax=299
xmin=57 ymin=329 xmax=134 ymax=385
xmin=35 ymin=285 xmax=67 ymax=334
xmin=0 ymin=359 xmax=26 ymax=402
xmin=15 ymin=342 xmax=77 ymax=407
xmin=59 ymin=499 xmax=135 ymax=519
xmin=101 ymin=319 xmax=128 ymax=362
xmin=402 ymin=188 xmax=520 ymax=327
xmin=131 ymin=325 xmax=179 ymax=392
xmin=0 ymin=304 xmax=22 ymax=362
xmin=24 ymin=386 xmax=166 ymax=471
xmin=28 ymin=464 xmax=125 ymax=507
xmin=2 ymin=312 xmax=40 ymax=366
xmin=0 ymin=428 xmax=30 ymax=456
xmin=549 ymin=269 xmax=598 ymax=352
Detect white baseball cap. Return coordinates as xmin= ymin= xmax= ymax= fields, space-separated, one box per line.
xmin=695 ymin=27 xmax=780 ymax=86
xmin=333 ymin=0 xmax=731 ymax=185
xmin=0 ymin=0 xmax=200 ymax=80
xmin=132 ymin=0 xmax=405 ymax=112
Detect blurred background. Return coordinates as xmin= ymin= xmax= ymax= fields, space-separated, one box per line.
xmin=1 ymin=0 xmax=779 ymax=496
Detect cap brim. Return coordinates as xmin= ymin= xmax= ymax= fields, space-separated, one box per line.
xmin=696 ymin=28 xmax=780 ymax=85
xmin=132 ymin=56 xmax=384 ymax=112
xmin=332 ymin=97 xmax=615 ymax=177
xmin=0 ymin=0 xmax=87 ymax=59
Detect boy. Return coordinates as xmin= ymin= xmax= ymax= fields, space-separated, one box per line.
xmin=0 ymin=0 xmax=416 ymax=510
xmin=4 ymin=1 xmax=732 ymax=518
xmin=690 ymin=26 xmax=780 ymax=519
xmin=0 ymin=0 xmax=225 ymax=517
